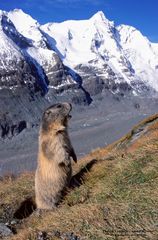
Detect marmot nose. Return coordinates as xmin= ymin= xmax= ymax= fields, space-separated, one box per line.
xmin=63 ymin=102 xmax=72 ymax=111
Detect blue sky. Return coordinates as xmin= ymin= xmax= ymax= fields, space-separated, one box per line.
xmin=1 ymin=0 xmax=158 ymax=42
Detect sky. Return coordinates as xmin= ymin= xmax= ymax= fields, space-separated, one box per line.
xmin=0 ymin=0 xmax=158 ymax=42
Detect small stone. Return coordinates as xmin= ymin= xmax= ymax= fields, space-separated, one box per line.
xmin=37 ymin=231 xmax=47 ymax=240
xmin=53 ymin=230 xmax=61 ymax=237
xmin=11 ymin=220 xmax=17 ymax=225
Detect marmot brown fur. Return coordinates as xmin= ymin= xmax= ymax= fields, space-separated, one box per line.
xmin=35 ymin=102 xmax=77 ymax=209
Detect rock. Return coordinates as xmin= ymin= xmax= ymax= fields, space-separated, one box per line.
xmin=61 ymin=232 xmax=80 ymax=240
xmin=36 ymin=230 xmax=80 ymax=240
xmin=0 ymin=223 xmax=13 ymax=237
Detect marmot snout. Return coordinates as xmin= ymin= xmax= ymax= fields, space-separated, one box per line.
xmin=35 ymin=102 xmax=77 ymax=209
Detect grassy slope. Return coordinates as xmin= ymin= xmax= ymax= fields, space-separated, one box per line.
xmin=0 ymin=114 xmax=158 ymax=239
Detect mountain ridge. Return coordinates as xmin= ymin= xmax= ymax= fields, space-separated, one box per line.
xmin=0 ymin=9 xmax=158 ymax=141
xmin=1 ymin=8 xmax=158 ymax=96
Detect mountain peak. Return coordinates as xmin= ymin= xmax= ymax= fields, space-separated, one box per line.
xmin=90 ymin=11 xmax=107 ymax=22
xmin=10 ymin=8 xmax=24 ymax=14
xmin=90 ymin=11 xmax=114 ymax=28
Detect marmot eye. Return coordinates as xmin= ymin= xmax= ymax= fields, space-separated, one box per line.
xmin=57 ymin=104 xmax=62 ymax=108
xmin=45 ymin=110 xmax=51 ymax=116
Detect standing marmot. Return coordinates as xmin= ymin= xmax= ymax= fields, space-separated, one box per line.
xmin=35 ymin=102 xmax=77 ymax=209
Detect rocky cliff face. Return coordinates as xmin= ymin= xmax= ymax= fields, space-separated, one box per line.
xmin=0 ymin=9 xmax=158 ymax=139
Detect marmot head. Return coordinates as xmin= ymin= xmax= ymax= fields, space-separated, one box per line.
xmin=41 ymin=102 xmax=72 ymax=133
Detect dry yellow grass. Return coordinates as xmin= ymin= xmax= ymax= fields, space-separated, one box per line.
xmin=0 ymin=113 xmax=158 ymax=239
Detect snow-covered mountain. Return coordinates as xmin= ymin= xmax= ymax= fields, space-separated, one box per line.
xmin=0 ymin=9 xmax=158 ymax=138
xmin=1 ymin=9 xmax=158 ymax=96
xmin=41 ymin=11 xmax=158 ymax=94
xmin=117 ymin=24 xmax=158 ymax=91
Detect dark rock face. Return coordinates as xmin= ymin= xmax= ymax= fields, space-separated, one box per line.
xmin=0 ymin=14 xmax=49 ymax=96
xmin=82 ymin=76 xmax=104 ymax=96
xmin=0 ymin=86 xmax=48 ymax=140
xmin=0 ymin=56 xmax=42 ymax=95
xmin=0 ymin=118 xmax=26 ymax=138
xmin=74 ymin=63 xmax=133 ymax=97
xmin=71 ymin=88 xmax=92 ymax=105
xmin=45 ymin=53 xmax=66 ymax=87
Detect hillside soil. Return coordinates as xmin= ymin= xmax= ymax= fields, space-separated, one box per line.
xmin=0 ymin=114 xmax=158 ymax=239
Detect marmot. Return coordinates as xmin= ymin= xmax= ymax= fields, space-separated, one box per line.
xmin=35 ymin=102 xmax=77 ymax=209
